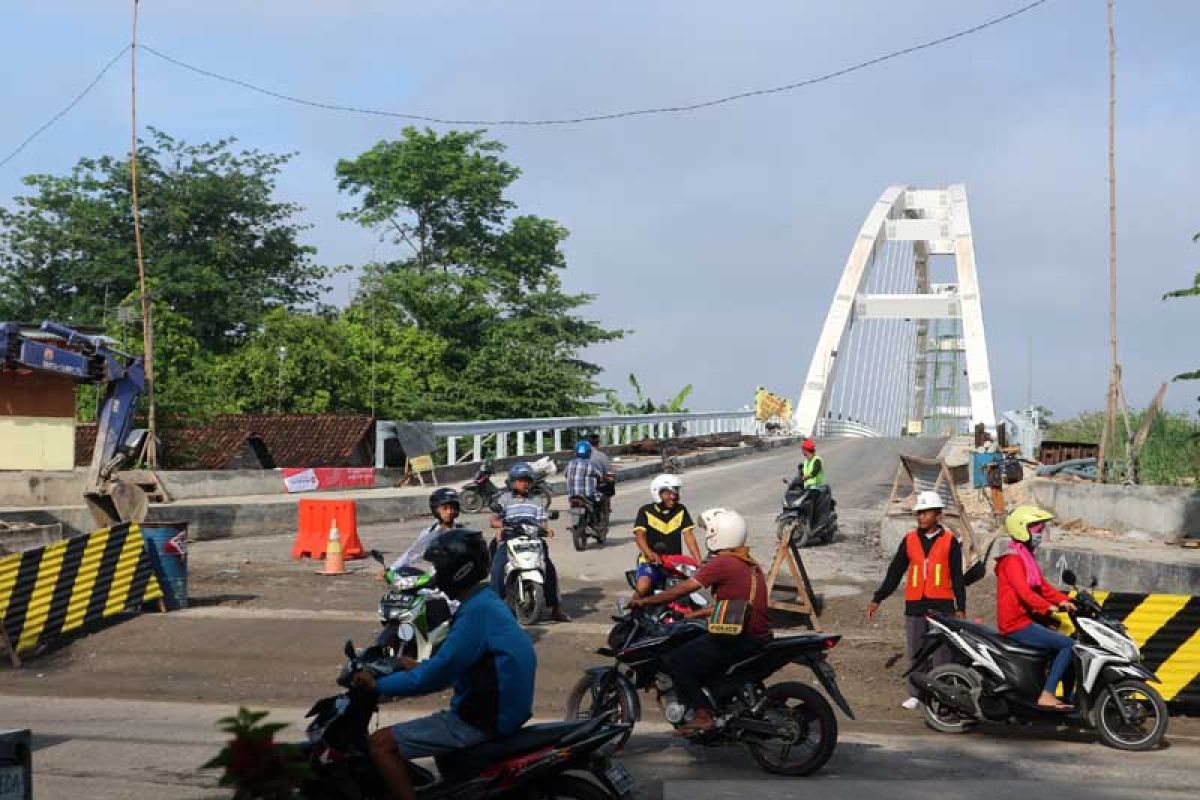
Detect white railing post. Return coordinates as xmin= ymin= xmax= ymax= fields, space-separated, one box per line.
xmin=516 ymin=431 xmax=526 ymax=457
xmin=535 ymin=430 xmax=544 ymax=454
xmin=554 ymin=429 xmax=563 ymax=452
xmin=447 ymin=436 xmax=457 ymax=466
xmin=473 ymin=435 xmax=483 ymax=462
xmin=497 ymin=433 xmax=508 ymax=459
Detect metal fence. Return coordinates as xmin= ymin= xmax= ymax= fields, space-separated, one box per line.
xmin=376 ymin=411 xmax=757 ymax=468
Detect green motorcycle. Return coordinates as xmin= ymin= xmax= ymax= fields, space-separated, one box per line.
xmin=370 ymin=549 xmax=453 ymax=660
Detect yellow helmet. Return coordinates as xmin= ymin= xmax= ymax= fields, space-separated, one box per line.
xmin=1005 ymin=505 xmax=1054 ymax=542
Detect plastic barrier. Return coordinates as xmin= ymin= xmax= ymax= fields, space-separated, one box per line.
xmin=0 ymin=729 xmax=31 ymax=800
xmin=292 ymin=499 xmax=365 ymax=560
xmin=0 ymin=523 xmax=164 ymax=667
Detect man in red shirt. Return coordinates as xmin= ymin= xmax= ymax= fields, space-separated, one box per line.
xmin=628 ymin=507 xmax=769 ymax=734
xmin=995 ymin=506 xmax=1077 ymax=709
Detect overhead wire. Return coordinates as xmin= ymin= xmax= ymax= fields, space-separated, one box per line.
xmin=137 ymin=1 xmax=1051 ymax=127
xmin=0 ymin=45 xmax=131 ymax=169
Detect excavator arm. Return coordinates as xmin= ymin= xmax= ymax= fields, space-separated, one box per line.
xmin=1 ymin=321 xmax=147 ymax=526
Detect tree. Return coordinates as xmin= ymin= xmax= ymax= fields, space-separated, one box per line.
xmin=0 ymin=130 xmax=328 ymax=352
xmin=336 ymin=127 xmax=622 ymax=418
xmin=1164 ymin=231 xmax=1200 ymax=382
xmin=604 ymin=374 xmax=694 ymax=416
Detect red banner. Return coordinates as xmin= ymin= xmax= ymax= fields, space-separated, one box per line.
xmin=282 ymin=467 xmax=376 ymax=493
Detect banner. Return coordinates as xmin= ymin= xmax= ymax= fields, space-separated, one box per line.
xmin=282 ymin=467 xmax=376 ymax=493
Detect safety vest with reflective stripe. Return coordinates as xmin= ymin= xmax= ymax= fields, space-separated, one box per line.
xmin=802 ymin=456 xmax=825 ymax=488
xmin=904 ymin=529 xmax=955 ymax=602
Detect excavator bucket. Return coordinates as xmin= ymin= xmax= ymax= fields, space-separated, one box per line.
xmin=85 ymin=480 xmax=148 ymax=528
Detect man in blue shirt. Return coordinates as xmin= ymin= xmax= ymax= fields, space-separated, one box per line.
xmin=490 ymin=461 xmax=569 ymax=622
xmin=356 ymin=529 xmax=536 ymax=800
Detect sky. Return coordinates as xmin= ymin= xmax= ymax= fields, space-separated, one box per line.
xmin=2 ymin=0 xmax=1198 ymax=421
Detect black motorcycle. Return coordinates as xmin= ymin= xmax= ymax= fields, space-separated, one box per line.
xmin=301 ymin=640 xmax=636 ymax=799
xmin=461 ymin=461 xmax=553 ymax=513
xmin=564 ymin=608 xmax=854 ymax=776
xmin=909 ymin=570 xmax=1170 ymax=751
xmin=568 ymin=495 xmax=609 ymax=552
xmin=776 ymin=478 xmax=838 ymax=548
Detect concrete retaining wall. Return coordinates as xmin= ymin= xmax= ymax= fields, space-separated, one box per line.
xmin=1038 ymin=544 xmax=1200 ymax=596
xmin=0 ymin=437 xmax=799 ymax=542
xmin=1029 ymin=478 xmax=1200 ymax=540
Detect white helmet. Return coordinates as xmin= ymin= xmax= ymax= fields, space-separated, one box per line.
xmin=650 ymin=473 xmax=682 ymax=503
xmin=913 ymin=491 xmax=945 ymax=512
xmin=700 ymin=507 xmax=748 ymax=552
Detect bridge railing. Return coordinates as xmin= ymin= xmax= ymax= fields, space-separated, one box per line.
xmin=815 ymin=418 xmax=884 ymax=438
xmin=376 ymin=411 xmax=758 ymax=467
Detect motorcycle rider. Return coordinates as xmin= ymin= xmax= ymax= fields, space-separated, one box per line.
xmin=798 ymin=438 xmax=824 ymax=489
xmin=628 ymin=508 xmax=770 ymax=734
xmin=868 ymin=491 xmax=966 ymax=710
xmin=490 ymin=461 xmax=570 ymax=622
xmin=995 ymin=505 xmax=1077 ymax=710
xmin=565 ymin=440 xmax=607 ymax=521
xmin=632 ymin=474 xmax=702 ymax=597
xmin=587 ymin=433 xmax=616 ymax=519
xmin=378 ymin=488 xmax=462 ymax=579
xmin=354 ymin=529 xmax=536 ymax=800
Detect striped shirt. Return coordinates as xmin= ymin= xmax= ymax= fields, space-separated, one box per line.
xmin=496 ymin=491 xmax=548 ymax=528
xmin=565 ymin=457 xmax=605 ymax=500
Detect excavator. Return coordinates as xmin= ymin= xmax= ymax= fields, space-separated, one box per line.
xmin=1 ymin=321 xmax=149 ymax=526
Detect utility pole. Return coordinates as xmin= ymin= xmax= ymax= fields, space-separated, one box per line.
xmin=129 ymin=0 xmax=157 ymax=467
xmin=1097 ymin=0 xmax=1120 ymax=483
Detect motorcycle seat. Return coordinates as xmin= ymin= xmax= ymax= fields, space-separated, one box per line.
xmin=931 ymin=614 xmax=1047 ymax=658
xmin=438 ymin=718 xmax=603 ymax=776
xmin=764 ymin=634 xmax=828 ymax=650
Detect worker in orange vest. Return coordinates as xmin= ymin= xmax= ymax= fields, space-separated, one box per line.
xmin=867 ymin=490 xmax=966 ymax=710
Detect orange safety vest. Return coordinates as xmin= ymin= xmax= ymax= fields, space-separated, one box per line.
xmin=904 ymin=529 xmax=955 ymax=602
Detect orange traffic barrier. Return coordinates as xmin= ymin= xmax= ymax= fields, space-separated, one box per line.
xmin=317 ymin=520 xmax=348 ymax=576
xmin=293 ymin=499 xmax=365 ymax=560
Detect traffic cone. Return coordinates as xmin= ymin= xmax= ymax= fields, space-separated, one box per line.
xmin=317 ymin=520 xmax=347 ymax=576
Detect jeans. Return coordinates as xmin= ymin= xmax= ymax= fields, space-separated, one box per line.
xmin=390 ymin=710 xmax=489 ymax=760
xmin=905 ymin=614 xmax=953 ymax=697
xmin=490 ymin=538 xmax=561 ymax=607
xmin=1008 ymin=622 xmax=1075 ymax=696
xmin=661 ymin=633 xmax=766 ymax=711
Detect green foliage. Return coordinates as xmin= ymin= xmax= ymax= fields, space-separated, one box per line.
xmin=0 ymin=129 xmax=327 ymax=350
xmin=1045 ymin=410 xmax=1200 ymax=485
xmin=1163 ymin=231 xmax=1200 ymax=382
xmin=604 ymin=374 xmax=693 ymax=415
xmin=201 ymin=707 xmax=308 ymax=799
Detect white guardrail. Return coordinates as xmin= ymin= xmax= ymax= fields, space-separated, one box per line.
xmin=376 ymin=411 xmax=759 ymax=468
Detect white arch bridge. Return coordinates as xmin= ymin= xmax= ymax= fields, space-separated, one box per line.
xmin=795 ymin=184 xmax=996 ymax=439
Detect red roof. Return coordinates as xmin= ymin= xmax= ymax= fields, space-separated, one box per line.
xmin=75 ymin=414 xmax=374 ymax=469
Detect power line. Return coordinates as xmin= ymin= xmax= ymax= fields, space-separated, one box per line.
xmin=0 ymin=45 xmax=131 ymax=169
xmin=142 ymin=0 xmax=1051 ymax=127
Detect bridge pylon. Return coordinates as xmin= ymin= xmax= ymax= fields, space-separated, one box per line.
xmin=794 ymin=185 xmax=996 ymax=438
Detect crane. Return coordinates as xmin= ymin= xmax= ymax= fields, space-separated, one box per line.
xmin=1 ymin=321 xmax=148 ymax=526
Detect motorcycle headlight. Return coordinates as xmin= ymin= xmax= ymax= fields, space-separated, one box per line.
xmin=391 ymin=575 xmax=423 ymax=591
xmin=397 ymin=622 xmax=416 ymax=642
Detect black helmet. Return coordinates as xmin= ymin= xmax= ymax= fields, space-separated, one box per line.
xmin=428 ymin=487 xmax=461 ymax=517
xmin=508 ymin=461 xmax=535 ymax=482
xmin=425 ymin=529 xmax=488 ymax=598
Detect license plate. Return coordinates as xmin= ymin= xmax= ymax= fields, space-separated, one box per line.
xmin=604 ymin=762 xmax=636 ymax=797
xmin=0 ymin=765 xmax=26 ymax=800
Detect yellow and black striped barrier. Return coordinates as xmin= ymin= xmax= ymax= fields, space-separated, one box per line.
xmin=0 ymin=523 xmax=164 ymax=667
xmin=1058 ymin=591 xmax=1200 ymax=713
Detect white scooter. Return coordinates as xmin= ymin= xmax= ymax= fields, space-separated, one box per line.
xmin=502 ymin=519 xmax=550 ymax=625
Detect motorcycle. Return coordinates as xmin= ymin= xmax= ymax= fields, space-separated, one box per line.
xmin=622 ymin=548 xmax=707 ymax=625
xmin=461 ymin=459 xmax=555 ymax=514
xmin=301 ymin=640 xmax=636 ymax=799
xmin=910 ymin=570 xmax=1170 ymax=751
xmin=369 ymin=549 xmax=453 ymax=661
xmin=564 ymin=607 xmax=854 ymax=776
xmin=500 ymin=519 xmax=552 ymax=625
xmin=568 ymin=495 xmax=609 ymax=552
xmin=776 ymin=478 xmax=838 ymax=548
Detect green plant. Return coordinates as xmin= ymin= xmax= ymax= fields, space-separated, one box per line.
xmin=1046 ymin=410 xmax=1200 ymax=485
xmin=202 ymin=708 xmax=308 ymax=799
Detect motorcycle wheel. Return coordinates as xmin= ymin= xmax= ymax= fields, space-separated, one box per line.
xmin=509 ymin=578 xmax=545 ymax=625
xmin=460 ymin=487 xmax=484 ymax=514
xmin=573 ymin=526 xmax=589 ymax=552
xmin=792 ymin=520 xmax=814 ymax=549
xmin=1093 ymin=680 xmax=1169 ymax=751
xmin=922 ymin=664 xmax=980 ymax=734
xmin=747 ymin=682 xmax=838 ymax=776
xmin=775 ymin=519 xmax=796 ymax=544
xmin=537 ymin=773 xmax=616 ymax=800
xmin=564 ymin=673 xmax=637 ymax=750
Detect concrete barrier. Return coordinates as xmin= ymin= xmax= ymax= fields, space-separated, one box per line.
xmin=1028 ymin=478 xmax=1200 ymax=540
xmin=0 ymin=437 xmax=799 ymax=542
xmin=1038 ymin=543 xmax=1200 ymax=596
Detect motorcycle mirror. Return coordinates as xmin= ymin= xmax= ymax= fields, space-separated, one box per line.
xmin=369 ymin=549 xmax=385 ymax=565
xmin=1061 ymin=569 xmax=1077 ymax=586
xmin=343 ymin=640 xmax=356 ymax=660
xmin=549 ymin=510 xmax=560 ymax=520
